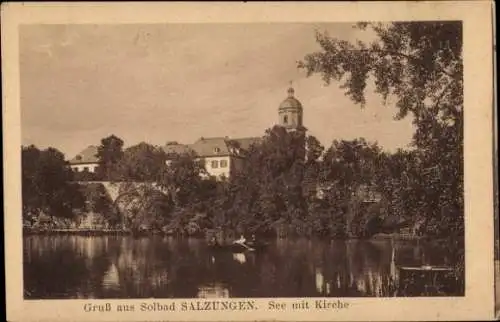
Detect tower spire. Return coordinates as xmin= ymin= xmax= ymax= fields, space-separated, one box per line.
xmin=287 ymin=80 xmax=295 ymax=97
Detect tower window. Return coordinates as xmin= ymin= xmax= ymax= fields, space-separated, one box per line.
xmin=283 ymin=115 xmax=288 ymax=124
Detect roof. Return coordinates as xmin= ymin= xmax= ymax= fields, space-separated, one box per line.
xmin=279 ymin=97 xmax=303 ymax=110
xmin=69 ymin=145 xmax=99 ymax=164
xmin=279 ymin=87 xmax=303 ymax=110
xmin=190 ymin=137 xmax=231 ymax=157
xmin=231 ymin=137 xmax=262 ymax=150
xmin=162 ymin=136 xmax=262 ymax=159
xmin=163 ymin=143 xmax=194 ymax=156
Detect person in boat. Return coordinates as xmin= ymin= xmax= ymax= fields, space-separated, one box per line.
xmin=233 ymin=234 xmax=246 ymax=245
xmin=248 ymin=234 xmax=257 ymax=246
xmin=209 ymin=236 xmax=220 ymax=247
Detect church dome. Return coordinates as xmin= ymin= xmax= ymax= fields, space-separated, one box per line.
xmin=279 ymin=87 xmax=303 ymax=110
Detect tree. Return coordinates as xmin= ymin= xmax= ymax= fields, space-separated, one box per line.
xmin=96 ymin=135 xmax=124 ymax=181
xmin=115 ymin=183 xmax=173 ymax=232
xmin=319 ymin=139 xmax=384 ymax=237
xmin=79 ymin=182 xmax=118 ymax=226
xmin=321 ymin=138 xmax=382 ymax=189
xmin=298 ymin=22 xmax=463 ymax=237
xmin=157 ymin=152 xmax=207 ymax=208
xmin=117 ymin=142 xmax=166 ymax=182
xmin=303 ymin=135 xmax=325 ymax=198
xmin=22 ymin=145 xmax=84 ymax=222
xmin=225 ymin=126 xmax=309 ymax=236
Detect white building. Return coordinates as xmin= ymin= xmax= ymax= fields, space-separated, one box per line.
xmin=68 ymin=145 xmax=100 ymax=173
xmin=163 ymin=137 xmax=261 ymax=180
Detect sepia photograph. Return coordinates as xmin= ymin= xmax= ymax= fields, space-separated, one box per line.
xmin=19 ymin=19 xmax=467 ymax=300
xmin=3 ymin=2 xmax=496 ymax=321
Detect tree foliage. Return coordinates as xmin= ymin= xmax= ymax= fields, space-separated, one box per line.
xmin=22 ymin=145 xmax=84 ymax=221
xmin=79 ymin=183 xmax=118 ymax=224
xmin=298 ymin=22 xmax=463 ymax=237
xmin=117 ymin=142 xmax=166 ymax=182
xmin=216 ymin=126 xmax=323 ymax=236
xmin=321 ymin=138 xmax=382 ymax=188
xmin=96 ymin=134 xmax=124 ymax=181
xmin=157 ymin=152 xmax=209 ymax=208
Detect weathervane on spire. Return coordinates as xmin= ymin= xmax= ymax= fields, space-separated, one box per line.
xmin=287 ymin=80 xmax=295 ymax=97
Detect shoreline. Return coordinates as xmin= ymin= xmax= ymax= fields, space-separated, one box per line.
xmin=22 ymin=228 xmax=451 ymax=242
xmin=23 ymin=228 xmax=133 ymax=236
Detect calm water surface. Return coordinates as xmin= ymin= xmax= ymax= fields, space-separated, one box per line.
xmin=23 ymin=235 xmax=459 ymax=299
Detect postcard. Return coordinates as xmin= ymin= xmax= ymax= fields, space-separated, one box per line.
xmin=2 ymin=1 xmax=497 ymax=321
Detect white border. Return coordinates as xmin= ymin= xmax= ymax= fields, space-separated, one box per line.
xmin=2 ymin=2 xmax=495 ymax=321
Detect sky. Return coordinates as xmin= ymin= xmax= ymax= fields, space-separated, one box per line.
xmin=19 ymin=23 xmax=415 ymax=159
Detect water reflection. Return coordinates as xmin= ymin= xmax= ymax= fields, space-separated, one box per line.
xmin=102 ymin=263 xmax=120 ymax=290
xmin=233 ymin=253 xmax=246 ymax=264
xmin=23 ymin=236 xmax=460 ymax=299
xmin=197 ymin=283 xmax=230 ymax=298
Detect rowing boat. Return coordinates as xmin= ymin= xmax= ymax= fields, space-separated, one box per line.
xmin=208 ymin=241 xmax=268 ymax=253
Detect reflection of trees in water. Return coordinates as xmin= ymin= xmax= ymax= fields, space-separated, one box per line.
xmin=339 ymin=240 xmax=395 ymax=296
xmin=24 ymin=236 xmax=111 ymax=299
xmin=109 ymin=237 xmax=204 ymax=298
xmin=24 ymin=236 xmax=460 ymax=298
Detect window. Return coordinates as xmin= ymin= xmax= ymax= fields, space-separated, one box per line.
xmin=283 ymin=115 xmax=288 ymax=124
xmin=214 ymin=147 xmax=220 ymax=153
xmin=211 ymin=160 xmax=219 ymax=168
xmin=73 ymin=167 xmax=79 ymax=172
xmin=220 ymin=160 xmax=228 ymax=168
xmin=83 ymin=167 xmax=89 ymax=172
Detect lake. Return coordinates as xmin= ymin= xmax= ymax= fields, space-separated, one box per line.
xmin=23 ymin=235 xmax=462 ymax=299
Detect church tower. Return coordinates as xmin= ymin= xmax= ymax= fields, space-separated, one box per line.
xmin=278 ymin=85 xmax=308 ymax=165
xmin=278 ymin=85 xmax=306 ymax=133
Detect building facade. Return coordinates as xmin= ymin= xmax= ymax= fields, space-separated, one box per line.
xmin=68 ymin=145 xmax=100 ymax=173
xmin=164 ymin=86 xmax=306 ymax=180
xmin=163 ymin=136 xmax=261 ymax=180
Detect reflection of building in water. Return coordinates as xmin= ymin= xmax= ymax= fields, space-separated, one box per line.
xmin=148 ymin=271 xmax=170 ymax=289
xmin=315 ymin=267 xmax=332 ymax=295
xmin=356 ymin=278 xmax=367 ymax=294
xmin=197 ymin=284 xmax=230 ymax=298
xmin=232 ymin=253 xmax=246 ymax=264
xmin=102 ymin=263 xmax=120 ymax=290
xmin=83 ymin=236 xmax=96 ymax=259
xmin=71 ymin=236 xmax=108 ymax=266
xmin=390 ymin=239 xmax=399 ymax=287
xmin=117 ymin=250 xmax=135 ymax=269
xmin=315 ymin=268 xmax=324 ymax=294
